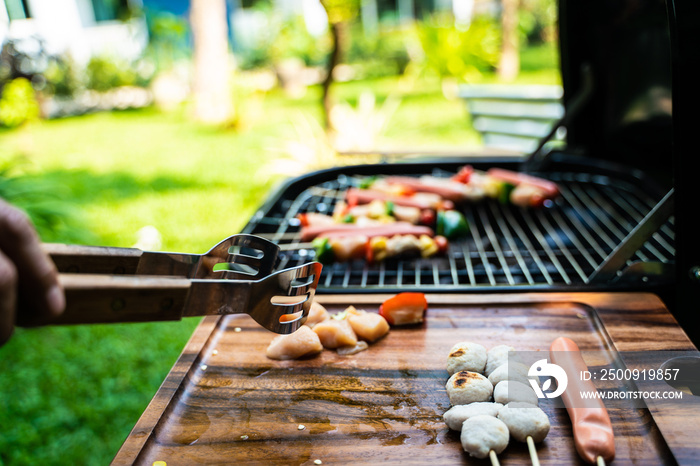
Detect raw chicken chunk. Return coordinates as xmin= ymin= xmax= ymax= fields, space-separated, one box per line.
xmin=266 ymin=326 xmax=323 ymax=360
xmin=346 ymin=306 xmax=390 ymax=342
xmin=312 ymin=318 xmax=358 ymax=349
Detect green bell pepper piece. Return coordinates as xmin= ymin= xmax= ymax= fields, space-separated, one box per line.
xmin=312 ymin=237 xmax=334 ymax=263
xmin=436 ymin=210 xmax=469 ymax=239
xmin=498 ymin=182 xmax=516 ymax=204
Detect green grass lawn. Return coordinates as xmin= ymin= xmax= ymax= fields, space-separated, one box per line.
xmin=0 ymin=67 xmax=557 ymax=464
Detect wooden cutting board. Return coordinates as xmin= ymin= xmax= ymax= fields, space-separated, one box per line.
xmin=112 ymin=293 xmax=700 ymax=465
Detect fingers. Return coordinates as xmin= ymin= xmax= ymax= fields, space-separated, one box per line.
xmin=0 ymin=199 xmax=65 ymax=327
xmin=0 ymin=249 xmax=18 ymax=345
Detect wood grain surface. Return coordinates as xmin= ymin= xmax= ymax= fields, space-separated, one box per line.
xmin=112 ymin=293 xmax=700 ymax=465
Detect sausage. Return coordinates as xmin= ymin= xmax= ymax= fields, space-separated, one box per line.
xmin=486 ymin=168 xmax=560 ymax=197
xmin=550 ymin=337 xmax=615 ymax=464
xmin=382 ymin=176 xmax=470 ymax=202
xmin=301 ymin=222 xmax=434 ymax=242
xmin=346 ymin=188 xmax=453 ymax=210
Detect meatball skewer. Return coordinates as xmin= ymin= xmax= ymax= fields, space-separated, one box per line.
xmin=497 ymin=402 xmax=551 ymax=466
xmin=460 ymin=415 xmax=509 ymax=464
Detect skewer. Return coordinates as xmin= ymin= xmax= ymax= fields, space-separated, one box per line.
xmin=489 ymin=450 xmax=500 ymax=466
xmin=526 ymin=436 xmax=540 ymax=466
xmin=597 ymin=456 xmax=606 ymax=466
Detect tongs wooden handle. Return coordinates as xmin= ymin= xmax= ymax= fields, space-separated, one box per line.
xmin=41 ymin=243 xmax=189 ymax=324
xmin=55 ymin=274 xmax=190 ymax=325
xmin=43 ymin=243 xmax=144 ymax=275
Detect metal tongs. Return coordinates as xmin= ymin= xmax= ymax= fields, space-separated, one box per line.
xmin=42 ymin=235 xmax=322 ymax=334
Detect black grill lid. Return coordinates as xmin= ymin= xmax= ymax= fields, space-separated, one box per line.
xmin=558 ymin=0 xmax=673 ymax=182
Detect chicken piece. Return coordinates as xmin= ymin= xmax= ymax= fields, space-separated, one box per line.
xmin=443 ymin=402 xmax=504 ymax=431
xmin=446 ymin=341 xmax=488 ymax=375
xmin=446 ymin=371 xmax=493 ymax=406
xmin=312 ymin=318 xmax=358 ymax=349
xmin=345 ymin=306 xmax=390 ymax=342
xmin=467 ymin=170 xmax=499 ymax=199
xmin=460 ymin=415 xmax=510 ymax=459
xmin=497 ymin=401 xmax=551 ymax=443
xmin=385 ymin=234 xmax=422 ymax=257
xmin=266 ymin=326 xmax=324 ymax=360
xmin=329 ymin=234 xmax=368 ymax=262
xmin=305 ymin=301 xmax=330 ymax=328
xmin=337 ymin=340 xmax=369 ymax=355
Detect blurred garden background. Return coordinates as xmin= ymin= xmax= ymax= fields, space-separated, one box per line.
xmin=0 ymin=0 xmax=560 ymax=463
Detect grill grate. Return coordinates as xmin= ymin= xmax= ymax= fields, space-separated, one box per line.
xmin=243 ymin=166 xmax=675 ymax=293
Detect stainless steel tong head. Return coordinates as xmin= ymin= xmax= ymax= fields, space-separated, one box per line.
xmin=44 ymin=234 xmax=281 ymax=280
xmin=52 ymin=261 xmax=323 ymax=334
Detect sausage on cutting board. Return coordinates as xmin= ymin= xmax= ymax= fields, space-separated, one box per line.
xmin=550 ymin=337 xmax=616 ymax=464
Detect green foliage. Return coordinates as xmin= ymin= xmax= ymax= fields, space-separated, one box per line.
xmin=320 ymin=0 xmax=360 ymax=24
xmin=344 ymin=24 xmax=412 ymax=77
xmin=42 ymin=55 xmax=82 ymax=97
xmin=416 ymin=13 xmax=501 ymax=81
xmin=0 ymin=78 xmax=40 ymax=128
xmin=85 ymin=56 xmax=153 ymax=92
xmin=0 ymin=157 xmax=93 ymax=244
xmin=144 ymin=10 xmax=191 ymax=72
xmin=520 ymin=0 xmax=558 ymax=44
xmin=269 ymin=15 xmax=331 ymax=67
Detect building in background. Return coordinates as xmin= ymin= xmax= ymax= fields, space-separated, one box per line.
xmin=1 ymin=0 xmax=148 ymax=65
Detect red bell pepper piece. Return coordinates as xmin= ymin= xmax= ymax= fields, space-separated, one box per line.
xmin=451 ymin=165 xmax=474 ymax=184
xmin=297 ymin=213 xmax=309 ymax=227
xmin=378 ymin=292 xmax=428 ymax=326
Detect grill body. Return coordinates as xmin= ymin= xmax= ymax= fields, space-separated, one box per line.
xmin=242 ymin=155 xmax=673 ymax=294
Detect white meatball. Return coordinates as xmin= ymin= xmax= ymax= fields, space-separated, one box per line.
xmin=493 ymin=380 xmax=539 ymax=406
xmin=485 ymin=344 xmax=516 ymax=376
xmin=446 ymin=341 xmax=487 ymax=375
xmin=497 ymin=402 xmax=551 ymax=443
xmin=443 ymin=402 xmax=504 ymax=431
xmin=460 ymin=415 xmax=509 ymax=459
xmin=446 ymin=371 xmax=493 ymax=406
xmin=488 ymin=361 xmax=531 ymax=386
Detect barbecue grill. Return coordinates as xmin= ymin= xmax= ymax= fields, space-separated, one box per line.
xmin=240 ymin=0 xmax=694 ymax=341
xmin=241 ymin=158 xmax=673 ymax=292
xmin=113 ymin=1 xmax=700 ymax=464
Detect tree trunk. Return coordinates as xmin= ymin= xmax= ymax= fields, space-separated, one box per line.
xmin=190 ymin=0 xmax=232 ymax=124
xmin=321 ymin=20 xmax=343 ymax=132
xmin=498 ymin=0 xmax=520 ymax=81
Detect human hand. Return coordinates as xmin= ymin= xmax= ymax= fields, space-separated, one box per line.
xmin=1 ymin=198 xmax=65 ymax=346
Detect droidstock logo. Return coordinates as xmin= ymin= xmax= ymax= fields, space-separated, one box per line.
xmin=528 ymin=359 xmax=568 ymax=399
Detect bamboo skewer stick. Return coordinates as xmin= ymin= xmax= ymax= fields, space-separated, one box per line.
xmin=597 ymin=456 xmax=606 ymax=466
xmin=527 ymin=436 xmax=540 ymax=466
xmin=489 ymin=450 xmax=500 ymax=466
